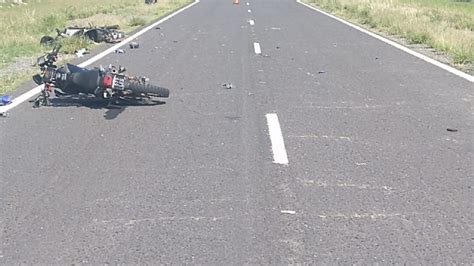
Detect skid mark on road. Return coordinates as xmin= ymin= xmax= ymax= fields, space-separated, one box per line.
xmin=317 ymin=212 xmax=418 ymax=220
xmin=298 ymin=178 xmax=393 ymax=192
xmin=93 ymin=197 xmax=249 ymax=205
xmin=294 ymin=103 xmax=404 ymax=110
xmin=288 ymin=135 xmax=352 ymax=142
xmin=95 ymin=216 xmax=232 ymax=229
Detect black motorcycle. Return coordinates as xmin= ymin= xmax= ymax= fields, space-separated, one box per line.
xmin=32 ymin=45 xmax=169 ymax=107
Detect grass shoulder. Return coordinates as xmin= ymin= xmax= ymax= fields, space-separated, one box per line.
xmin=304 ymin=0 xmax=474 ymax=74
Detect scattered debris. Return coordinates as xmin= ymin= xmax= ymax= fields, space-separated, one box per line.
xmin=222 ymin=83 xmax=234 ymax=89
xmin=276 ymin=46 xmax=280 ymax=49
xmin=447 ymin=128 xmax=458 ymax=132
xmin=306 ymin=72 xmax=316 ymax=78
xmin=1 ymin=95 xmax=11 ymax=106
xmin=263 ymin=54 xmax=270 ymax=58
xmin=271 ymin=27 xmax=281 ymax=30
xmin=155 ymin=26 xmax=161 ymax=30
xmin=173 ymin=40 xmax=178 ymax=43
xmin=114 ymin=49 xmax=126 ymax=54
xmin=318 ymin=70 xmax=326 ymax=74
xmin=74 ymin=48 xmax=89 ymax=58
xmin=145 ymin=0 xmax=158 ymax=4
xmin=281 ymin=210 xmax=296 ymax=215
xmin=248 ymin=92 xmax=255 ymax=96
xmin=129 ymin=41 xmax=139 ymax=49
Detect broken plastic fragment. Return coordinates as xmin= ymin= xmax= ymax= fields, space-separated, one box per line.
xmin=75 ymin=48 xmax=89 ymax=58
xmin=114 ymin=49 xmax=126 ymax=54
xmin=129 ymin=42 xmax=139 ymax=49
xmin=1 ymin=95 xmax=11 ymax=105
xmin=281 ymin=210 xmax=296 ymax=214
xmin=222 ymin=83 xmax=234 ymax=89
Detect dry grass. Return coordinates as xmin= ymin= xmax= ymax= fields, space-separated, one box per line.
xmin=0 ymin=0 xmax=190 ymax=93
xmin=304 ymin=0 xmax=474 ymax=67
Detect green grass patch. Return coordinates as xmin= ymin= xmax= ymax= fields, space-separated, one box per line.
xmin=129 ymin=16 xmax=147 ymax=27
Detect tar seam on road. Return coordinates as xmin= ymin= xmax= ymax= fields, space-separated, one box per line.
xmin=254 ymin=42 xmax=262 ymax=55
xmin=266 ymin=113 xmax=289 ymax=165
xmin=296 ymin=0 xmax=474 ymax=83
xmin=0 ymin=0 xmax=201 ymax=116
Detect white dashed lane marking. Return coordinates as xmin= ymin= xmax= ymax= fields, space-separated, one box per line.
xmin=253 ymin=42 xmax=261 ymax=55
xmin=266 ymin=113 xmax=289 ymax=165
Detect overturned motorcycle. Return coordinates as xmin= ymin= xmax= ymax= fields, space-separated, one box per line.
xmin=32 ymin=45 xmax=169 ymax=108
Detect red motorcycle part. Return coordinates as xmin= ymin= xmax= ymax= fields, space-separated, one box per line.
xmin=102 ymin=75 xmax=113 ymax=88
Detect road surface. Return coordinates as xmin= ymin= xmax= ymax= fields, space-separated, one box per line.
xmin=0 ymin=0 xmax=472 ymax=263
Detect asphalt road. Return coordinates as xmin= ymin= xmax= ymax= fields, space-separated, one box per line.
xmin=0 ymin=0 xmax=473 ymax=263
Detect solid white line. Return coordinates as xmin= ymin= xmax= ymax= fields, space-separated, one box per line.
xmin=296 ymin=0 xmax=474 ymax=83
xmin=249 ymin=19 xmax=255 ymax=26
xmin=248 ymin=9 xmax=252 ymax=13
xmin=0 ymin=0 xmax=201 ymax=115
xmin=253 ymin=42 xmax=262 ymax=55
xmin=266 ymin=113 xmax=289 ymax=165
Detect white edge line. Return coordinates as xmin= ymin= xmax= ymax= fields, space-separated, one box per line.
xmin=254 ymin=42 xmax=262 ymax=55
xmin=0 ymin=0 xmax=201 ymax=115
xmin=296 ymin=0 xmax=474 ymax=83
xmin=266 ymin=113 xmax=289 ymax=165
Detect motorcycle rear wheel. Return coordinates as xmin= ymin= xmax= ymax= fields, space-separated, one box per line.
xmin=126 ymin=82 xmax=169 ymax=98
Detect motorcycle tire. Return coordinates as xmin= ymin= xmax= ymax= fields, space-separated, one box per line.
xmin=127 ymin=82 xmax=170 ymax=98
